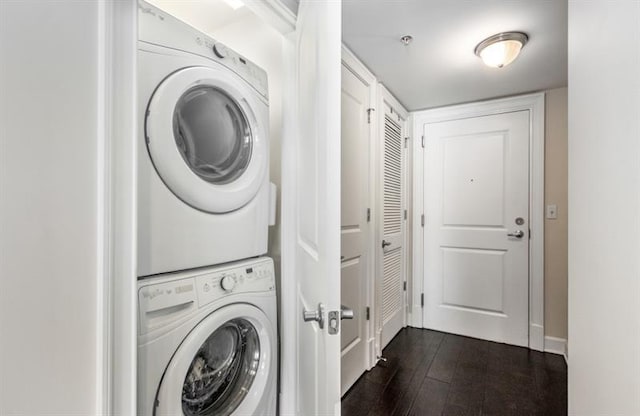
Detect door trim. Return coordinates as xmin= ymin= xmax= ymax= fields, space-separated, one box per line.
xmin=341 ymin=45 xmax=377 ymax=372
xmin=99 ymin=0 xmax=138 ymax=414
xmin=411 ymin=92 xmax=545 ymax=351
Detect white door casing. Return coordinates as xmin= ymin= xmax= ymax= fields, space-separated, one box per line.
xmin=378 ymin=96 xmax=409 ymax=350
xmin=423 ymin=111 xmax=530 ymax=346
xmin=340 ymin=57 xmax=373 ymax=395
xmin=280 ymin=0 xmax=342 ymax=414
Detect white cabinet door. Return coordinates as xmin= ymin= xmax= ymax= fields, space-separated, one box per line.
xmin=340 ymin=63 xmax=370 ymax=395
xmin=288 ymin=0 xmax=342 ymax=414
xmin=423 ymin=111 xmax=530 ymax=347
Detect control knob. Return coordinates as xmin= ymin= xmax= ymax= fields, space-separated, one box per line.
xmin=213 ymin=43 xmax=228 ymax=59
xmin=220 ymin=275 xmax=236 ymax=292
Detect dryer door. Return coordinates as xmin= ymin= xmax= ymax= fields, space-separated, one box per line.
xmin=146 ymin=66 xmax=268 ymax=213
xmin=156 ymin=304 xmax=274 ymax=416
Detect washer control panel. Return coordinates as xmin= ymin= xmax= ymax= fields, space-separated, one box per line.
xmin=138 ymin=257 xmax=275 ymax=335
xmin=196 ymin=258 xmax=275 ymax=307
xmin=138 ymin=277 xmax=197 ymax=334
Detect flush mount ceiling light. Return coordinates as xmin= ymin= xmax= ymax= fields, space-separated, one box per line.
xmin=222 ymin=0 xmax=244 ymax=10
xmin=474 ymin=32 xmax=528 ymax=68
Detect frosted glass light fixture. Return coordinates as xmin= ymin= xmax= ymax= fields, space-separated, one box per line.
xmin=474 ymin=32 xmax=528 ymax=68
xmin=222 ymin=0 xmax=244 ymax=10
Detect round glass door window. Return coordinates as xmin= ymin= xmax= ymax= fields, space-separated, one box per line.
xmin=173 ymin=86 xmax=252 ymax=185
xmin=181 ymin=318 xmax=260 ymax=416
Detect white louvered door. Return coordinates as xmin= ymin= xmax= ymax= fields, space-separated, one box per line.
xmin=380 ymin=107 xmax=406 ymax=349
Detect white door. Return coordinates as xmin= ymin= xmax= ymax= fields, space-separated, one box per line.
xmin=340 ymin=63 xmax=370 ymax=395
xmin=423 ymin=111 xmax=530 ymax=347
xmin=289 ymin=0 xmax=342 ymax=415
xmin=380 ymin=107 xmax=406 ymax=349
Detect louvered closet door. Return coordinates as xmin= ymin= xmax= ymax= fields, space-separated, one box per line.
xmin=380 ymin=111 xmax=405 ymax=349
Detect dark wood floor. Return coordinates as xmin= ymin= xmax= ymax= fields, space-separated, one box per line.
xmin=342 ymin=328 xmax=567 ymax=416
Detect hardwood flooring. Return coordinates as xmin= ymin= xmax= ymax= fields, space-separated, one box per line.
xmin=342 ymin=328 xmax=567 ymax=416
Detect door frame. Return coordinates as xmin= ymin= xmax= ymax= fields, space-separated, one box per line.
xmin=341 ymin=45 xmax=378 ymax=376
xmin=411 ymin=93 xmax=545 ymax=351
xmin=98 ymin=1 xmax=138 ymax=414
xmin=376 ymin=85 xmax=410 ymax=353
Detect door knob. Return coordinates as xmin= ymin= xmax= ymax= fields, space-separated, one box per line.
xmin=382 ymin=240 xmax=391 ymax=248
xmin=340 ymin=304 xmax=354 ymax=320
xmin=302 ymin=303 xmax=325 ymax=329
xmin=507 ymin=230 xmax=525 ymax=239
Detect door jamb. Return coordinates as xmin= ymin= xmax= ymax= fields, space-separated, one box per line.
xmin=341 ymin=45 xmax=378 ymax=372
xmin=411 ymin=92 xmax=545 ymax=351
xmin=99 ymin=0 xmax=138 ymax=414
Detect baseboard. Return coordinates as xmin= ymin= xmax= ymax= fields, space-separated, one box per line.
xmin=530 ymin=323 xmax=545 ymax=351
xmin=544 ymin=335 xmax=568 ymax=363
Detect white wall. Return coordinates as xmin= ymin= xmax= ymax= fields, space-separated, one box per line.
xmin=0 ymin=2 xmax=102 ymax=414
xmin=568 ymin=2 xmax=640 ymax=414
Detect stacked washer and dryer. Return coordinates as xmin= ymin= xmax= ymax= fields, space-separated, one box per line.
xmin=137 ymin=3 xmax=277 ymax=415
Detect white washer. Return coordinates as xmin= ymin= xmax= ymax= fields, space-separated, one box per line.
xmin=138 ymin=2 xmax=270 ymax=277
xmin=138 ymin=257 xmax=277 ymax=416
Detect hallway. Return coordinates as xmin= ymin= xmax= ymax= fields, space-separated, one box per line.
xmin=342 ymin=328 xmax=567 ymax=416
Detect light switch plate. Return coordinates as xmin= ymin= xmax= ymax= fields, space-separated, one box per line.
xmin=546 ymin=204 xmax=558 ymax=219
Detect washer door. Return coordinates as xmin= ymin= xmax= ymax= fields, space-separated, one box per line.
xmin=146 ymin=66 xmax=267 ymax=213
xmin=156 ymin=304 xmax=274 ymax=416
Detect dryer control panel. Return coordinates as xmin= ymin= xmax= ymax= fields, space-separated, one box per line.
xmin=138 ymin=1 xmax=268 ymax=100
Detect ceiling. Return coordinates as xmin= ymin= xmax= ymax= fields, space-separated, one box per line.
xmin=343 ymin=0 xmax=568 ymax=110
xmin=147 ymin=0 xmax=252 ymax=34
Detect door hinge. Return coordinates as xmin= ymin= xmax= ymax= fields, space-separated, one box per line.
xmin=421 ymin=135 xmax=425 ymax=148
xmin=367 ymin=108 xmax=375 ymax=124
xmin=404 ymin=136 xmax=409 ymax=148
xmin=367 ymin=208 xmax=371 ymax=222
xmin=421 ymin=214 xmax=425 ymax=227
xmin=403 ymin=281 xmax=407 ymax=291
xmin=404 ymin=209 xmax=407 ymax=220
xmin=366 ymin=306 xmax=370 ymax=321
xmin=421 ymin=293 xmax=424 ymax=307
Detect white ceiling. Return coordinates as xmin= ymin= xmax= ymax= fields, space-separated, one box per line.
xmin=147 ymin=0 xmax=252 ymax=34
xmin=343 ymin=0 xmax=568 ymax=110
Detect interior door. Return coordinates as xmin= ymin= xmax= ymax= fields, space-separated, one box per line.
xmin=380 ymin=108 xmax=406 ymax=348
xmin=340 ymin=63 xmax=370 ymax=395
xmin=292 ymin=0 xmax=342 ymax=415
xmin=423 ymin=111 xmax=530 ymax=347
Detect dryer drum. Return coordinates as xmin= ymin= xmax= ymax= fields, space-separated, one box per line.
xmin=181 ymin=318 xmax=260 ymax=416
xmin=173 ymin=85 xmax=253 ymax=186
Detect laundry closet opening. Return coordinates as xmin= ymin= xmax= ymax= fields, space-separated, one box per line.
xmin=135 ymin=2 xmax=287 ymax=415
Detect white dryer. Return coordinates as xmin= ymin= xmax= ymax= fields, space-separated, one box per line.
xmin=138 ymin=257 xmax=277 ymax=416
xmin=138 ymin=2 xmax=270 ymax=277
